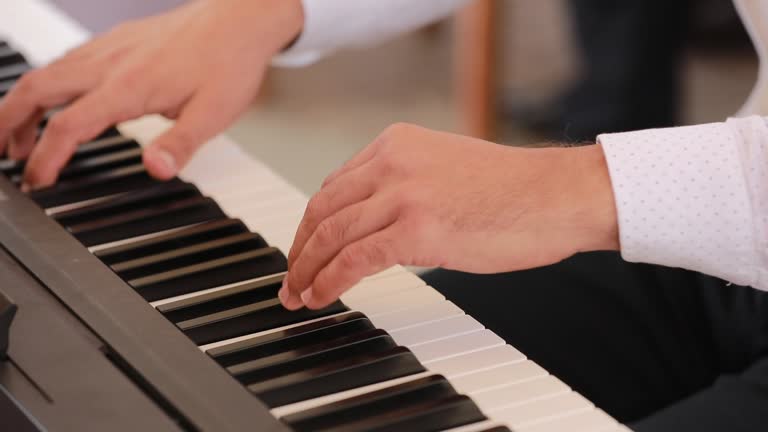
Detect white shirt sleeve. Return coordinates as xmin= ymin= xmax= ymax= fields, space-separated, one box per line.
xmin=273 ymin=0 xmax=471 ymax=67
xmin=598 ymin=116 xmax=768 ymax=291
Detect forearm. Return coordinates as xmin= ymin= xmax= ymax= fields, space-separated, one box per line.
xmin=273 ymin=0 xmax=472 ymax=66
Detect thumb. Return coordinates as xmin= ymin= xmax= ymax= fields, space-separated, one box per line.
xmin=143 ymin=86 xmax=246 ymax=180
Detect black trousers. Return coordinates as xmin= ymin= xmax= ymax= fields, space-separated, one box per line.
xmin=423 ymin=252 xmax=768 ymax=431
xmin=555 ymin=0 xmax=688 ymax=141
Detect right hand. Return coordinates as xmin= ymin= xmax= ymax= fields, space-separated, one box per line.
xmin=0 ymin=0 xmax=303 ymax=190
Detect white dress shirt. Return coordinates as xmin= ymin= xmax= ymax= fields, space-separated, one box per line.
xmin=277 ymin=0 xmax=768 ymax=291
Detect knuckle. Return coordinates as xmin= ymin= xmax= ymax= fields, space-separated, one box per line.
xmin=354 ymin=240 xmax=390 ymax=268
xmin=47 ymin=113 xmax=78 ymax=138
xmin=337 ymin=246 xmax=362 ymax=269
xmin=395 ymin=188 xmax=423 ymax=214
xmin=304 ymin=195 xmax=326 ymax=223
xmin=15 ymin=70 xmax=43 ymax=96
xmin=314 ymin=218 xmax=340 ymax=246
xmin=380 ymin=122 xmax=413 ymax=141
xmin=111 ymin=66 xmax=145 ymax=92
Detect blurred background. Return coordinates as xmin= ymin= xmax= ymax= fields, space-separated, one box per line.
xmin=52 ymin=0 xmax=758 ymax=194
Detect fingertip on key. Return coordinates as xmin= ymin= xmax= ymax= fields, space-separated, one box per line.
xmin=143 ymin=147 xmax=177 ymax=180
xmin=278 ymin=283 xmax=304 ymax=310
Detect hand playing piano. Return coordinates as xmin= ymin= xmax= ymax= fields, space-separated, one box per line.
xmin=280 ymin=123 xmax=620 ymax=310
xmin=0 ymin=0 xmax=303 ymax=191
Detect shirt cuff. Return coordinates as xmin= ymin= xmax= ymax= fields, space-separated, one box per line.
xmin=272 ymin=0 xmax=470 ymax=67
xmin=598 ymin=118 xmax=763 ymax=287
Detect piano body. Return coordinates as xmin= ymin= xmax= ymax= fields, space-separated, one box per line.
xmin=0 ymin=2 xmax=631 ymax=431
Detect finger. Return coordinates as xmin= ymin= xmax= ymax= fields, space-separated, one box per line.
xmin=288 ymin=161 xmax=378 ymax=268
xmin=7 ymin=109 xmax=45 ymax=160
xmin=282 ymin=193 xmax=399 ymax=302
xmin=299 ymin=223 xmax=403 ymax=310
xmin=143 ymin=83 xmax=251 ymax=180
xmin=0 ymin=66 xmax=101 ymax=154
xmin=22 ymin=87 xmax=132 ymax=189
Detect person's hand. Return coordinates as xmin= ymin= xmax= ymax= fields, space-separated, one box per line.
xmin=279 ymin=123 xmax=619 ymax=310
xmin=0 ymin=0 xmax=303 ymax=190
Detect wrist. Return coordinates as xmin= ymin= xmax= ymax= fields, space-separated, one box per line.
xmin=564 ymin=144 xmax=620 ymax=253
xmin=222 ymin=0 xmax=304 ymax=55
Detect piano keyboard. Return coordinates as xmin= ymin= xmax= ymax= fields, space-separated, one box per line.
xmin=0 ymin=2 xmax=630 ymax=431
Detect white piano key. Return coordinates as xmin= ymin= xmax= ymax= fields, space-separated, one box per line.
xmin=341 ymin=271 xmax=426 ymax=303
xmin=368 ymin=300 xmax=465 ymax=332
xmin=269 ymin=371 xmax=436 ymax=417
xmin=442 ymin=420 xmax=506 ymax=432
xmin=211 ymin=184 xmax=295 ymax=207
xmin=220 ymin=194 xmax=306 ymax=217
xmin=413 ymin=329 xmax=504 ymax=364
xmin=492 ymin=392 xmax=594 ymax=428
xmin=450 ymin=360 xmax=549 ymax=394
xmin=362 ymin=266 xmax=407 ymax=281
xmin=242 ymin=213 xmax=303 ymax=233
xmin=471 ymin=376 xmax=570 ymax=412
xmin=389 ymin=314 xmax=483 ymax=347
xmin=194 ymin=173 xmax=279 ymax=197
xmin=344 ymin=285 xmax=444 ymax=316
xmin=427 ymin=345 xmax=525 ymax=378
xmin=515 ymin=409 xmax=618 ymax=432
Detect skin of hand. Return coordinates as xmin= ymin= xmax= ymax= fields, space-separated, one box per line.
xmin=0 ymin=0 xmax=303 ymax=191
xmin=279 ymin=123 xmax=620 ymax=310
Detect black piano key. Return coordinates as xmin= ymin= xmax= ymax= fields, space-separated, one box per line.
xmin=208 ymin=312 xmax=373 ymax=367
xmin=250 ymin=346 xmax=426 ymax=407
xmin=96 ymin=218 xmax=250 ymax=265
xmin=112 ymin=232 xmax=266 ymax=280
xmin=233 ymin=334 xmax=396 ymax=385
xmin=226 ymin=329 xmax=388 ymax=377
xmin=0 ymin=43 xmax=14 ymax=56
xmin=0 ymin=51 xmax=25 ymax=68
xmin=57 ymin=147 xmax=143 ymax=180
xmin=179 ymin=295 xmax=348 ymax=346
xmin=53 ymin=180 xmax=195 ymax=226
xmin=68 ymin=135 xmax=139 ymax=163
xmin=130 ymin=247 xmax=287 ymax=301
xmin=158 ymin=274 xmax=284 ymax=323
xmin=0 ymin=62 xmax=29 ymax=81
xmin=0 ymin=134 xmax=136 ymax=178
xmin=282 ymin=375 xmax=461 ymax=431
xmin=29 ymin=163 xmax=161 ymax=208
xmin=334 ymin=395 xmax=486 ymax=432
xmin=70 ymin=196 xmax=224 ymax=246
xmin=0 ymin=78 xmax=15 ymax=97
xmin=9 ymin=146 xmax=144 ymax=185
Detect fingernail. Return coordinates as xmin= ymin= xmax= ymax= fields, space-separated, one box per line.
xmin=300 ymin=286 xmax=313 ymax=305
xmin=20 ymin=183 xmax=30 ymax=193
xmin=278 ymin=286 xmax=289 ymax=303
xmin=282 ymin=292 xmax=304 ymax=310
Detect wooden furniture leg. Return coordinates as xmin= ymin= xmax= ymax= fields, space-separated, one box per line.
xmin=454 ymin=0 xmax=496 ymax=140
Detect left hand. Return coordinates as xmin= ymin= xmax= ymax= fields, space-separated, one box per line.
xmin=279 ymin=123 xmax=618 ymax=310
